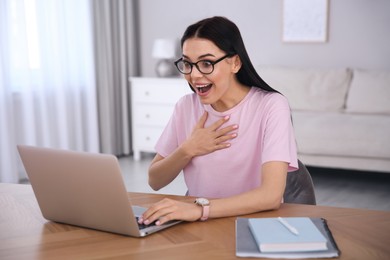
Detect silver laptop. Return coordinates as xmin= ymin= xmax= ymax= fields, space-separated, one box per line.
xmin=17 ymin=145 xmax=181 ymax=237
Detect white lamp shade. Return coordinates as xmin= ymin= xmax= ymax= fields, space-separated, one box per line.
xmin=152 ymin=39 xmax=176 ymax=59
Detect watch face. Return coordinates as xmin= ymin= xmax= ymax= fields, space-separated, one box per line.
xmin=196 ymin=198 xmax=210 ymax=206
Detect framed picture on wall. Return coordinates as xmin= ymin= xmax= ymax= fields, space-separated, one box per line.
xmin=283 ymin=0 xmax=329 ymax=43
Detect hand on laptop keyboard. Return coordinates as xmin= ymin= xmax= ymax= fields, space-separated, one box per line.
xmin=136 ymin=217 xmax=156 ymax=229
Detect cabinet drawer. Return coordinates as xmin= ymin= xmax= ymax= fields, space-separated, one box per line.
xmin=132 ymin=80 xmax=190 ymax=104
xmin=133 ymin=127 xmax=164 ymax=150
xmin=129 ymin=78 xmax=193 ymax=160
xmin=134 ymin=104 xmax=174 ymax=127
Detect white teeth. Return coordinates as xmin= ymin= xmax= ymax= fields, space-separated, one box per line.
xmin=195 ymin=84 xmax=212 ymax=94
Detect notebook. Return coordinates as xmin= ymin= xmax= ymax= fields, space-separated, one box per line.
xmin=236 ymin=218 xmax=340 ymax=259
xmin=17 ymin=145 xmax=181 ymax=237
xmin=248 ymin=217 xmax=328 ymax=252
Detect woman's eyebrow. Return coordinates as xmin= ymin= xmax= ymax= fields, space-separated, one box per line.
xmin=182 ymin=53 xmax=216 ymax=60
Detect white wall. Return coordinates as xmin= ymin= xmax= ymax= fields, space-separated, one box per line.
xmin=138 ymin=0 xmax=390 ymax=77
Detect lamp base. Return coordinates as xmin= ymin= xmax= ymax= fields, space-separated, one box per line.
xmin=155 ymin=59 xmax=176 ymax=77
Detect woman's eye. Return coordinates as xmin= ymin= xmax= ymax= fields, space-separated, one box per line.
xmin=182 ymin=61 xmax=192 ymax=68
xmin=200 ymin=61 xmax=212 ymax=67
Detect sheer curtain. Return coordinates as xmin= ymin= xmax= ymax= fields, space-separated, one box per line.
xmin=92 ymin=0 xmax=139 ymax=156
xmin=0 ymin=0 xmax=99 ymax=183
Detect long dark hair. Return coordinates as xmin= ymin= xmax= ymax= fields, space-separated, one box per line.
xmin=180 ymin=16 xmax=278 ymax=93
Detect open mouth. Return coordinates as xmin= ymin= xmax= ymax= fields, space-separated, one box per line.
xmin=196 ymin=84 xmax=212 ymax=94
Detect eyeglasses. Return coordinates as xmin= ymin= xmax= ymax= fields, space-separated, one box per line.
xmin=174 ymin=54 xmax=233 ymax=75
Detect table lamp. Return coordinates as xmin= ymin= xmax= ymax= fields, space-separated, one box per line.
xmin=152 ymin=38 xmax=177 ymax=77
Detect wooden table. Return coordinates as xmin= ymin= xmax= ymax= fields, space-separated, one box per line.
xmin=1 ymin=183 xmax=389 ymax=259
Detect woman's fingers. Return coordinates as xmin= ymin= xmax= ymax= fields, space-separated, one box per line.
xmin=140 ymin=198 xmax=173 ymax=224
xmin=208 ymin=115 xmax=231 ymax=131
xmin=140 ymin=198 xmax=202 ymax=225
xmin=187 ymin=113 xmax=239 ymax=156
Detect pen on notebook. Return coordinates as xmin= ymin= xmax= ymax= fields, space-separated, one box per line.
xmin=277 ymin=217 xmax=299 ymax=236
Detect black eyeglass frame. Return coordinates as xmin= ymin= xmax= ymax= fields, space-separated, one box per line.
xmin=174 ymin=54 xmax=234 ymax=75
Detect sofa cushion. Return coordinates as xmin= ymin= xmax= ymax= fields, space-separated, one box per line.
xmin=346 ymin=69 xmax=390 ymax=114
xmin=292 ymin=111 xmax=390 ymax=159
xmin=257 ymin=66 xmax=352 ymax=111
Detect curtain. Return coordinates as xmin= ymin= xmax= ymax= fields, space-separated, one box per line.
xmin=92 ymin=0 xmax=139 ymax=156
xmin=0 ymin=0 xmax=99 ymax=183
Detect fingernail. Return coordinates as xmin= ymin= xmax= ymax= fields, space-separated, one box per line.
xmin=156 ymin=220 xmax=161 ymax=226
xmin=233 ymin=124 xmax=238 ymax=129
xmin=224 ymin=115 xmax=230 ymax=120
xmin=143 ymin=220 xmax=150 ymax=225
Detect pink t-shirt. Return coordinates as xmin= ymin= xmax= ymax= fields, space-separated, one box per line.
xmin=155 ymin=87 xmax=298 ymax=198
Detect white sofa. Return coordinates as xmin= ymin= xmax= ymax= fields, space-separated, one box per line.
xmin=258 ymin=66 xmax=390 ymax=173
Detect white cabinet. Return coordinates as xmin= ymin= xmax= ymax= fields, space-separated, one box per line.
xmin=130 ymin=77 xmax=192 ymax=160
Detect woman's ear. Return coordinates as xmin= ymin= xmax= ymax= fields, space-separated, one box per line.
xmin=231 ymin=55 xmax=242 ymax=73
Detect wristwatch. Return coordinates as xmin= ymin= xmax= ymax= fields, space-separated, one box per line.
xmin=194 ymin=198 xmax=210 ymax=221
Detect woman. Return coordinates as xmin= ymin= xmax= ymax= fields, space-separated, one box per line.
xmin=138 ymin=16 xmax=298 ymax=226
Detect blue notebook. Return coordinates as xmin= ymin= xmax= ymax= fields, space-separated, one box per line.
xmin=248 ymin=217 xmax=328 ymax=253
xmin=236 ymin=218 xmax=340 ymax=258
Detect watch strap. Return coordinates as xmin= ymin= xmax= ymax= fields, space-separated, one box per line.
xmin=200 ymin=205 xmax=209 ymax=221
